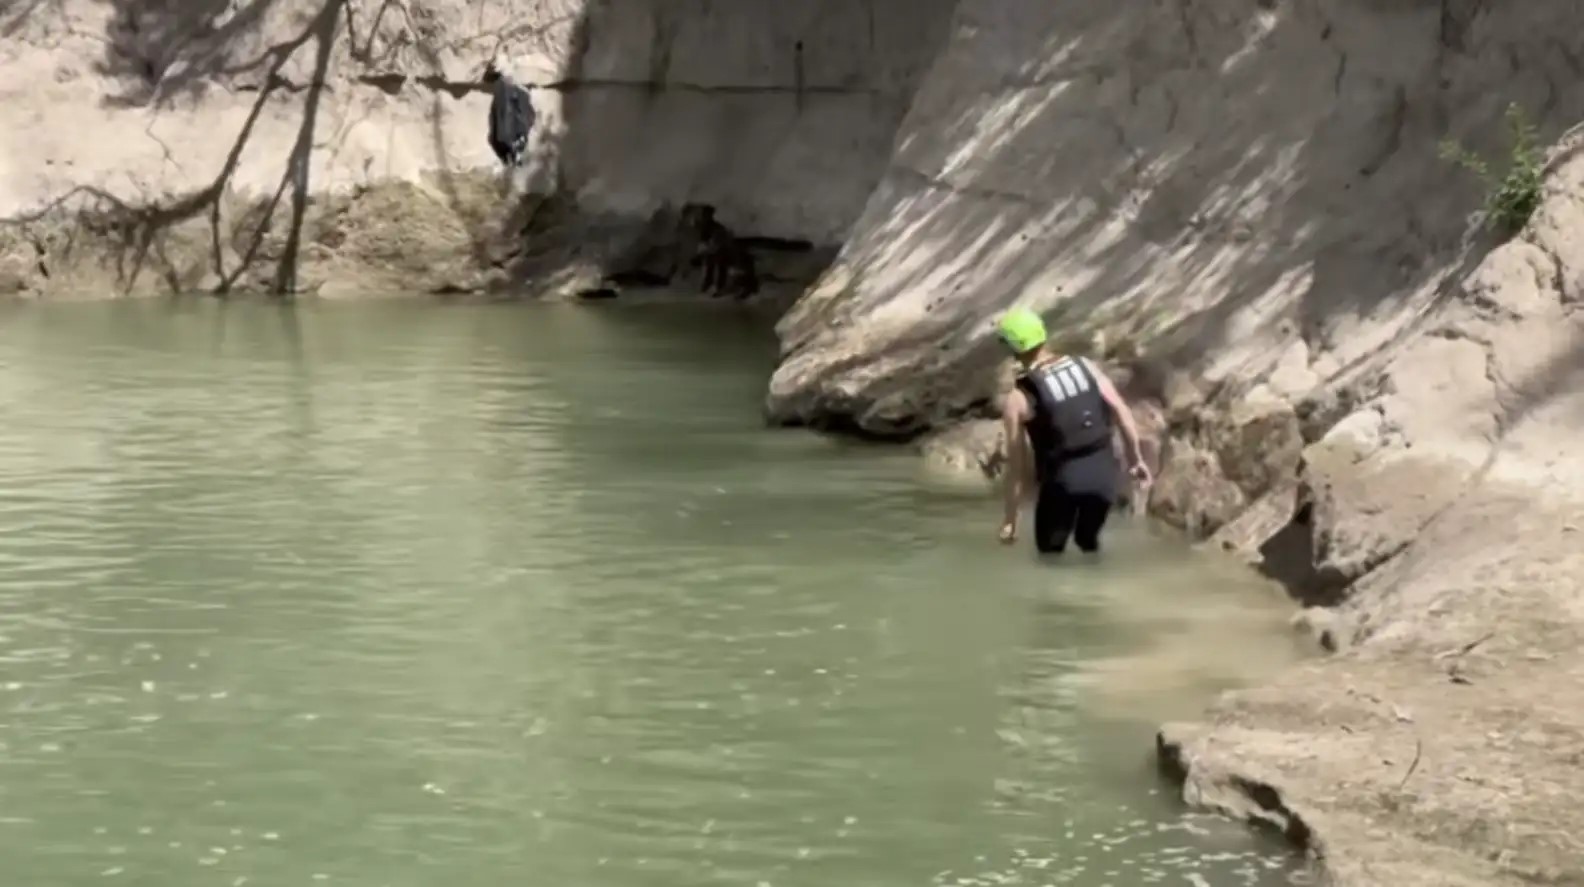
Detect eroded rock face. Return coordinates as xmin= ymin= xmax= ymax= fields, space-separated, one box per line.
xmin=1210 ymin=390 xmax=1305 ymax=503
xmin=1144 ymin=386 xmax=1303 ymax=538
xmin=1157 ymin=135 xmax=1584 ymax=885
xmin=0 ymin=230 xmax=45 ymax=296
xmin=1149 ymin=440 xmax=1245 ymax=538
xmin=1 ymin=0 xmax=955 ymax=297
xmin=766 ymin=0 xmax=1584 ymax=438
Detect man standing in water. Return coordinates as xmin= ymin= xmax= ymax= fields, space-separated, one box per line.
xmin=995 ymin=307 xmax=1152 ymax=554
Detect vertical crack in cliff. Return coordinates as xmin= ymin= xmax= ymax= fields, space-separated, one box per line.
xmin=29 ymin=235 xmax=50 ymax=280
xmin=1105 ymin=116 xmax=1145 ymax=189
xmin=1176 ymin=0 xmax=1201 ymax=68
xmin=1438 ymin=0 xmax=1488 ymax=55
xmin=1554 ymin=38 xmax=1584 ymax=82
xmin=1359 ymin=87 xmax=1407 ymax=179
xmin=648 ymin=1 xmax=677 ymax=91
xmin=1526 ymin=235 xmax=1571 ymax=306
xmin=342 ymin=0 xmax=395 ymax=65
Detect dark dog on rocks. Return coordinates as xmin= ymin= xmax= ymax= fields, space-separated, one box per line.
xmin=679 ymin=203 xmax=759 ymax=299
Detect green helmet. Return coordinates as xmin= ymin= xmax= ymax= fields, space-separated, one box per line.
xmin=996 ymin=307 xmax=1047 ymax=353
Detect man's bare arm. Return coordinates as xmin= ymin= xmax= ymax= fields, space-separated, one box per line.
xmin=1001 ymin=389 xmax=1029 ymax=531
xmin=1085 ymin=359 xmax=1146 ymax=470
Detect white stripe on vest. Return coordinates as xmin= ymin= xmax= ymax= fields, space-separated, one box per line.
xmin=1033 ymin=357 xmax=1091 ymax=404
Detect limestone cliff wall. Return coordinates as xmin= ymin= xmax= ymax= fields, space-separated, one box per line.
xmin=558 ymin=0 xmax=953 ymax=243
xmin=768 ymin=0 xmax=1584 ymax=436
xmin=0 ymin=0 xmax=953 ymax=296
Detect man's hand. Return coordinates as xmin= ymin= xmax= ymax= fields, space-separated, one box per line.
xmin=1129 ymin=458 xmax=1153 ymax=488
xmin=1000 ymin=389 xmax=1029 ymax=548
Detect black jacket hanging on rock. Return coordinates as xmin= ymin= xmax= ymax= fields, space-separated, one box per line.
xmin=487 ymin=74 xmax=534 ymax=166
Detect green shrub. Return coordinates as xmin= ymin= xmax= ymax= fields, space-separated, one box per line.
xmin=1438 ymin=102 xmax=1545 ymax=237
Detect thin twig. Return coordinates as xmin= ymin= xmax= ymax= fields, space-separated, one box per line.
xmin=1434 ymin=631 xmax=1496 ymax=661
xmin=1397 ymin=737 xmax=1423 ymax=790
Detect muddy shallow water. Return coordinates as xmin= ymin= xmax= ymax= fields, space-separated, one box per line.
xmin=0 ymin=299 xmax=1310 ymax=886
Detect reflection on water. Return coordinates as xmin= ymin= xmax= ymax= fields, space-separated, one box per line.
xmin=0 ymin=299 xmax=1309 ymax=886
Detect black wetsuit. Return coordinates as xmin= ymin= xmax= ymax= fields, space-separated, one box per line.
xmin=487 ymin=74 xmax=534 ymax=167
xmin=1015 ymin=356 xmax=1120 ymax=554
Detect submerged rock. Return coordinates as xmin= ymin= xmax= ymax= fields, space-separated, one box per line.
xmin=916 ymin=419 xmax=1005 ymax=481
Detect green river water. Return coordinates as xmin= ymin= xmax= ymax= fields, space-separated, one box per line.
xmin=0 ymin=300 xmax=1310 ymax=887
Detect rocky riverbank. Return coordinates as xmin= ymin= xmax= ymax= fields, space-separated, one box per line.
xmin=925 ymin=138 xmax=1584 ymax=884
xmin=763 ymin=1 xmax=1584 ymax=884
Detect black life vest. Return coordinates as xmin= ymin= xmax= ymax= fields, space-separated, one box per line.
xmin=1015 ymin=356 xmax=1113 ymax=474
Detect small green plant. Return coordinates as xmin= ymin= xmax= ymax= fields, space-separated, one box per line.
xmin=1438 ymin=102 xmax=1545 ymax=237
